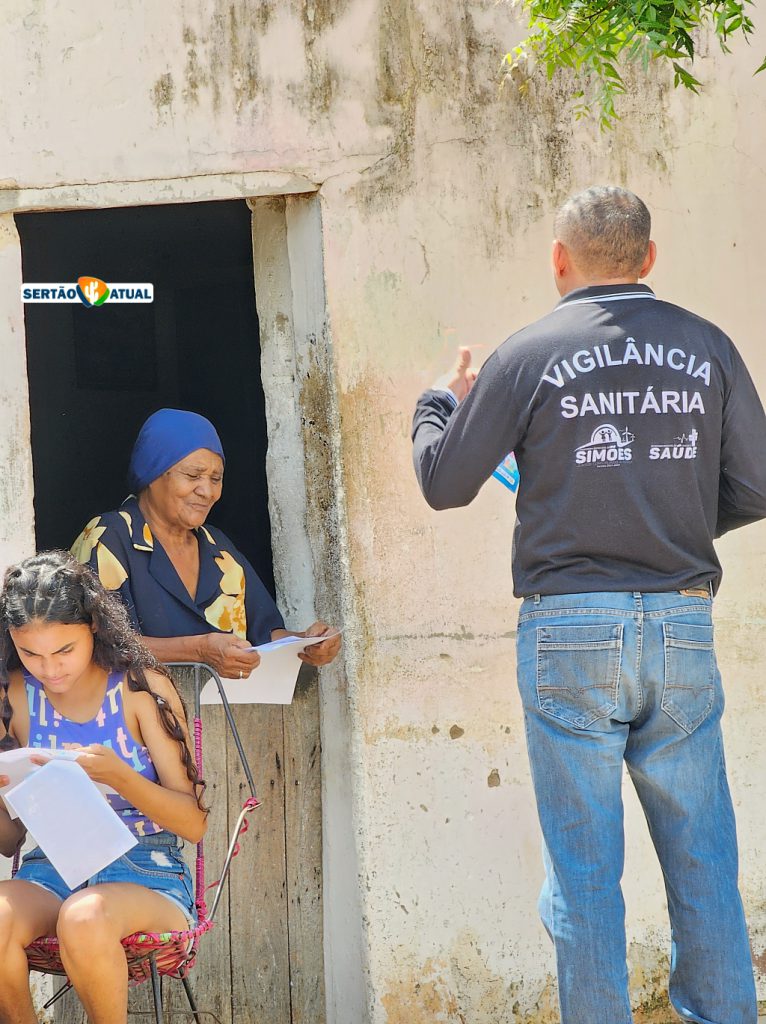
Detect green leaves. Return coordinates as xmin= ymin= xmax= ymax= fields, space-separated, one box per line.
xmin=671 ymin=60 xmax=702 ymax=90
xmin=506 ymin=0 xmax=760 ymax=125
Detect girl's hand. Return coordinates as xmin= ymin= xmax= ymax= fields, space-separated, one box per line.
xmin=299 ymin=622 xmax=342 ymax=667
xmin=31 ymin=746 xmax=128 ymax=790
xmin=73 ymin=745 xmax=129 ymax=789
xmin=0 ymin=775 xmax=9 ymax=788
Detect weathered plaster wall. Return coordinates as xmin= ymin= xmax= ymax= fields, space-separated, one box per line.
xmin=2 ymin=2 xmax=766 ymax=1022
xmin=0 ymin=214 xmax=45 ymax=1004
xmin=0 ymin=215 xmax=35 ymax=574
xmin=314 ymin=15 xmax=766 ymax=1021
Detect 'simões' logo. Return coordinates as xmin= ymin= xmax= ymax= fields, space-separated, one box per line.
xmin=575 ymin=424 xmax=634 ymax=466
xmin=21 ymin=278 xmax=153 ymax=306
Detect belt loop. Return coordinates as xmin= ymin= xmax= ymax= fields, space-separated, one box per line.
xmin=533 ymin=594 xmax=541 ymax=606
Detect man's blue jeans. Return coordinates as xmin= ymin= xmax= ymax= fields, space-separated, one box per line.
xmin=516 ymin=591 xmax=756 ymax=1024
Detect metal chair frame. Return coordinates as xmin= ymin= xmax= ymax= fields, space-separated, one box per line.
xmin=15 ymin=662 xmax=260 ymax=1023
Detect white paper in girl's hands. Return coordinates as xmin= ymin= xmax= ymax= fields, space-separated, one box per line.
xmin=0 ymin=747 xmax=117 ymax=818
xmin=200 ymin=633 xmax=340 ymax=705
xmin=4 ymin=758 xmax=136 ymax=888
xmin=0 ymin=747 xmax=67 ymax=796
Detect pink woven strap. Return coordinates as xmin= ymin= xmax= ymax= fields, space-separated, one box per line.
xmin=193 ymin=716 xmax=203 ymax=774
xmin=193 ymin=716 xmax=205 ymax=900
xmin=122 ymin=917 xmax=214 ymax=946
xmin=202 ymin=797 xmax=260 ymax=902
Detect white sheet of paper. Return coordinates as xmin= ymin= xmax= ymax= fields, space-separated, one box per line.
xmin=200 ymin=633 xmax=338 ymax=706
xmin=0 ymin=747 xmax=116 ymax=819
xmin=4 ymin=759 xmax=137 ymax=888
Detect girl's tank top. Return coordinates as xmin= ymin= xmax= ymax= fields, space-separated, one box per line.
xmin=24 ymin=669 xmax=163 ymax=837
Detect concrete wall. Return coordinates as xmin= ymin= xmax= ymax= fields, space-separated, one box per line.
xmin=2 ymin=2 xmax=766 ymax=1021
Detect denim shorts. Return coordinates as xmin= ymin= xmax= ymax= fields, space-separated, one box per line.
xmin=16 ymin=831 xmax=197 ymax=928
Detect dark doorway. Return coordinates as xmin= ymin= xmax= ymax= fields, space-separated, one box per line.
xmin=16 ymin=199 xmax=275 ymax=594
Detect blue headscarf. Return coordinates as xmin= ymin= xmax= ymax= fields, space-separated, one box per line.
xmin=128 ymin=409 xmax=225 ymax=493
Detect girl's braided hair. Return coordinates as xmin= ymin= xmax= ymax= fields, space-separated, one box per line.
xmin=0 ymin=550 xmax=205 ymax=810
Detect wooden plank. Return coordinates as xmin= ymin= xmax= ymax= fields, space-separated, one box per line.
xmin=163 ymin=672 xmax=232 ymax=1024
xmin=51 ymin=974 xmax=85 ymax=1024
xmin=127 ymin=976 xmax=157 ymax=1021
xmin=227 ymin=704 xmax=290 ymax=1024
xmin=283 ymin=666 xmax=326 ymax=1024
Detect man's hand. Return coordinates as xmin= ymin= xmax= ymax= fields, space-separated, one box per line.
xmin=447 ymin=347 xmax=478 ymax=403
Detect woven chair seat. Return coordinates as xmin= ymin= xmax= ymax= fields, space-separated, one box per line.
xmin=24 ymin=915 xmax=215 ymax=986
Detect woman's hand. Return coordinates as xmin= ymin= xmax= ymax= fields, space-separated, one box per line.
xmin=198 ymin=633 xmax=262 ymax=678
xmin=299 ymin=622 xmax=342 ymax=667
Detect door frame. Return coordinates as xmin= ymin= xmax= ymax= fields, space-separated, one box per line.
xmin=0 ymin=172 xmax=367 ymax=1024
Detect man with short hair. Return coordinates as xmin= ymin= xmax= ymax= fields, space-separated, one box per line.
xmin=412 ymin=185 xmax=766 ymax=1023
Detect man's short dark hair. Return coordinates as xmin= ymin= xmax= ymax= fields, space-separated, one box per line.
xmin=554 ymin=186 xmax=651 ymax=278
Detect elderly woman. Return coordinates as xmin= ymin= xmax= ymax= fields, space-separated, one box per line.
xmin=71 ymin=408 xmax=341 ymax=678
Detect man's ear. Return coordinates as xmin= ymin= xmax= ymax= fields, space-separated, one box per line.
xmin=552 ymin=239 xmax=569 ymax=280
xmin=639 ymin=240 xmax=657 ymax=279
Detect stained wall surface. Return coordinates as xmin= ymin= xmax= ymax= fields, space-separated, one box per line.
xmin=2 ymin=3 xmax=766 ymax=1021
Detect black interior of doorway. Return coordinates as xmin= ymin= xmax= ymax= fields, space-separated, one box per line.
xmin=16 ymin=199 xmax=276 ymax=595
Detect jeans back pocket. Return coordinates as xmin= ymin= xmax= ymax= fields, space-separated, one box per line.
xmin=536 ymin=623 xmax=623 ymax=728
xmin=662 ymin=622 xmax=717 ymax=734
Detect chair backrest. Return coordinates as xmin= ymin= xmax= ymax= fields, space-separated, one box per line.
xmin=164 ymin=662 xmax=260 ymax=923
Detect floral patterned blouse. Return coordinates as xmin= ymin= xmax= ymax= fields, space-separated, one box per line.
xmin=71 ymin=496 xmax=284 ymax=645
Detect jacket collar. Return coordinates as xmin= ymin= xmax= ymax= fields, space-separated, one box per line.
xmin=556 ymin=283 xmax=656 ymax=308
xmin=119 ymin=496 xmax=223 ymax=609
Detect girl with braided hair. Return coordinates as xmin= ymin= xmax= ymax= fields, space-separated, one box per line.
xmin=0 ymin=550 xmax=207 ymax=1024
